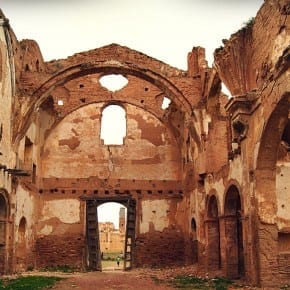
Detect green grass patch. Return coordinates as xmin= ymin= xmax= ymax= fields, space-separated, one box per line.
xmin=102 ymin=252 xmax=123 ymax=261
xmin=169 ymin=275 xmax=232 ymax=289
xmin=0 ymin=276 xmax=62 ymax=290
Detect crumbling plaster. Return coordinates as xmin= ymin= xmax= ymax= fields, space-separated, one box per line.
xmin=41 ymin=102 xmax=181 ymax=180
xmin=0 ymin=24 xmax=14 ymax=169
xmin=276 ymin=164 xmax=290 ymax=229
xmin=15 ymin=185 xmax=35 ymax=244
xmin=140 ymin=199 xmax=170 ymax=233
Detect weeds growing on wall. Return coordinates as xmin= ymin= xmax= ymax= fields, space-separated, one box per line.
xmin=243 ymin=17 xmax=255 ymax=28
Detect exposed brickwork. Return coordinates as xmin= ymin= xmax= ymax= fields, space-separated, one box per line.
xmin=0 ymin=249 xmax=5 ymax=274
xmin=278 ymin=252 xmax=290 ymax=284
xmin=35 ymin=234 xmax=84 ymax=269
xmin=135 ymin=229 xmax=185 ymax=267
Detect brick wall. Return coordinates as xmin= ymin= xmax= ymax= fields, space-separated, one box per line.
xmin=278 ymin=252 xmax=290 ymax=284
xmin=135 ymin=229 xmax=185 ymax=267
xmin=35 ymin=234 xmax=84 ymax=269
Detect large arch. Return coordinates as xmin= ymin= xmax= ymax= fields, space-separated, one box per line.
xmin=255 ymin=93 xmax=290 ymax=286
xmin=14 ymin=49 xmax=193 ymax=146
xmin=256 ymin=94 xmax=289 ymax=221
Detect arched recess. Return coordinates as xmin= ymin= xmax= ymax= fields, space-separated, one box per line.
xmin=0 ymin=190 xmax=8 ymax=274
xmin=256 ymin=94 xmax=290 ymax=221
xmin=255 ymin=93 xmax=290 ymax=285
xmin=205 ymin=194 xmax=221 ymax=271
xmin=16 ymin=217 xmax=27 ymax=271
xmin=223 ymin=185 xmax=244 ymax=279
xmin=190 ymin=217 xmax=198 ymax=263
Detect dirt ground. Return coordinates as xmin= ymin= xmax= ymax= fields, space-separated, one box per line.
xmin=50 ymin=270 xmax=173 ymax=290
xmin=19 ymin=265 xmax=266 ymax=290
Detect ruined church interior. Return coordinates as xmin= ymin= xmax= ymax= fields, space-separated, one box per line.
xmin=0 ymin=0 xmax=289 ymax=287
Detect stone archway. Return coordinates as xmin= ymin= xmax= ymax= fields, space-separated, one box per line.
xmin=205 ymin=194 xmax=221 ymax=271
xmin=0 ymin=191 xmax=8 ymax=274
xmin=222 ymin=185 xmax=244 ymax=279
xmin=255 ymin=93 xmax=290 ymax=285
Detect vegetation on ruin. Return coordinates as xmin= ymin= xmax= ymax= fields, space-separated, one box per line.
xmin=0 ymin=276 xmax=62 ymax=290
xmin=101 ymin=251 xmax=122 ymax=261
xmin=169 ymin=275 xmax=232 ymax=289
xmin=237 ymin=16 xmax=255 ymax=34
xmin=242 ymin=17 xmax=255 ymax=28
xmin=151 ymin=274 xmax=233 ymax=289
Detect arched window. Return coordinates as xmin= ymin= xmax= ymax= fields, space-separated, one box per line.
xmin=18 ymin=217 xmax=26 ymax=244
xmin=100 ymin=105 xmax=126 ymax=145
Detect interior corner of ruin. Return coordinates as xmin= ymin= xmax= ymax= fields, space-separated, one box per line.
xmin=0 ymin=0 xmax=289 ymax=287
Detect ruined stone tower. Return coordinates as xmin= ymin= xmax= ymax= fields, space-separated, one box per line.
xmin=119 ymin=207 xmax=126 ymax=233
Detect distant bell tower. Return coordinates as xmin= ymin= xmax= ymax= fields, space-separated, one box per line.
xmin=119 ymin=207 xmax=126 ymax=233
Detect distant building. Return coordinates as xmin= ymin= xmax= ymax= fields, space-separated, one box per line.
xmin=99 ymin=208 xmax=126 ymax=253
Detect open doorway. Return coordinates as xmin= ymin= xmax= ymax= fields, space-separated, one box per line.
xmin=224 ymin=185 xmax=244 ymax=278
xmin=98 ymin=202 xmax=127 ymax=271
xmin=85 ymin=197 xmax=136 ymax=272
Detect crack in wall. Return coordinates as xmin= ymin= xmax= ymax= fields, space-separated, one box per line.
xmin=107 ymin=145 xmax=114 ymax=179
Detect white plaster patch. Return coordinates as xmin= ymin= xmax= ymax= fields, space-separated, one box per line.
xmin=271 ymin=30 xmax=290 ymax=65
xmin=276 ymin=163 xmax=290 ymax=229
xmin=228 ymin=158 xmax=243 ymax=184
xmin=140 ymin=200 xmax=169 ymax=233
xmin=16 ymin=185 xmax=34 ymax=225
xmin=205 ymin=177 xmax=224 ymax=213
xmin=39 ymin=224 xmax=53 ymax=236
xmin=40 ymin=199 xmax=80 ymax=223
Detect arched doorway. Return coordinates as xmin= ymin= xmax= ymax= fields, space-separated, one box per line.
xmin=205 ymin=195 xmax=221 ymax=271
xmin=97 ymin=202 xmax=127 ymax=270
xmin=190 ymin=217 xmax=198 ymax=263
xmin=0 ymin=192 xmax=8 ymax=274
xmin=16 ymin=217 xmax=27 ymax=271
xmin=223 ymin=185 xmax=244 ymax=278
xmin=85 ymin=197 xmax=136 ymax=271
